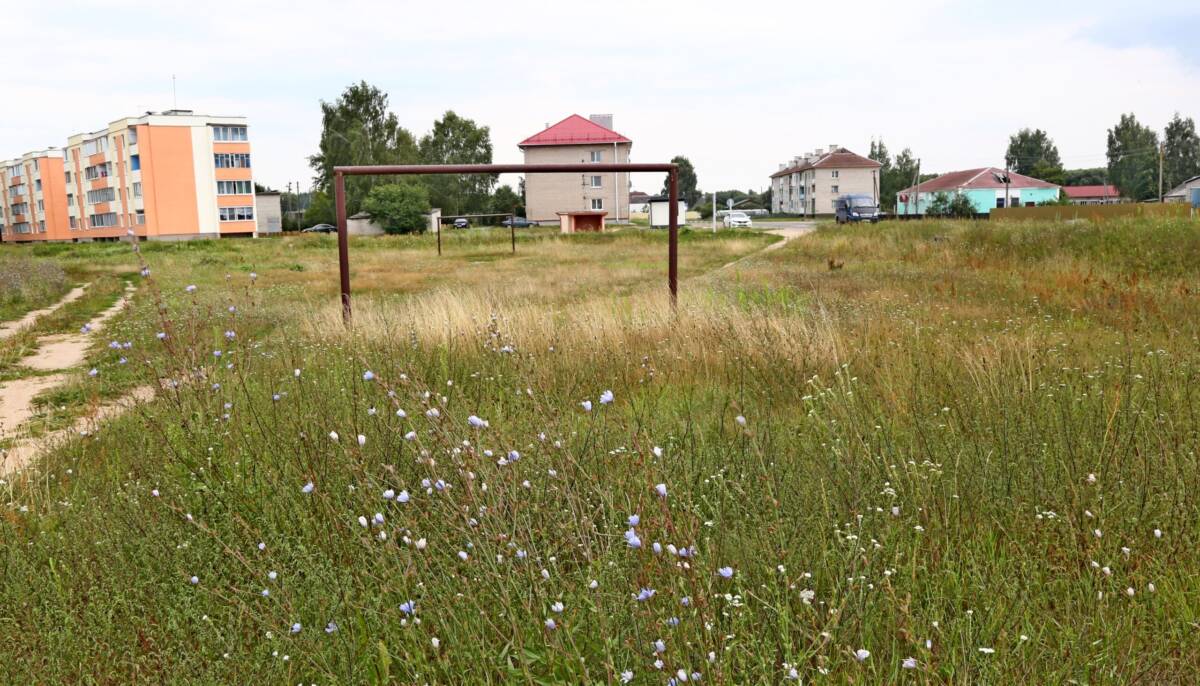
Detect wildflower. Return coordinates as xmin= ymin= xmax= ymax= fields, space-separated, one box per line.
xmin=544 ymin=618 xmax=557 ymax=630
xmin=1094 ymin=529 xmax=1102 ymax=538
xmin=891 ymin=506 xmax=900 ymax=517
xmin=653 ymin=446 xmax=663 ymax=457
xmin=431 ymin=637 xmax=440 ymax=649
xmin=397 ymin=490 xmax=410 ymax=503
xmin=516 ymin=549 xmax=527 ymax=559
xmin=257 ymin=542 xmax=266 ymax=551
xmin=589 ymin=580 xmax=599 ymax=589
xmin=290 ymin=622 xmax=302 ymax=634
xmin=581 ymin=400 xmax=593 ymax=412
xmin=654 ymin=639 xmax=667 ymax=653
xmin=541 ymin=569 xmax=550 ymax=580
xmin=358 ymin=516 xmax=369 ymax=528
xmin=301 ymin=481 xmax=314 ymax=494
xmin=458 ymin=551 xmax=469 ymax=561
xmin=680 ymin=596 xmax=691 ymax=606
xmin=600 ymin=390 xmax=614 ymax=404
xmin=396 ymin=408 xmax=407 ymax=418
xmin=189 ymin=575 xmax=199 ymax=585
xmin=185 ymin=284 xmax=197 ymax=293
xmin=261 ymin=589 xmax=269 ymax=597
xmin=620 ymin=671 xmax=634 ymax=683
xmin=1148 ymin=582 xmax=1156 ymax=593
xmin=156 ymin=332 xmax=167 ymax=340
xmin=357 ymin=434 xmax=366 ymax=446
xmin=551 ymin=601 xmax=564 ymax=613
xmin=854 ymin=648 xmax=870 ymax=661
xmin=415 ymin=538 xmax=427 ymax=550
xmin=383 ymin=489 xmax=395 ymax=500
xmin=363 ymin=371 xmax=375 ymax=381
xmin=978 ymin=647 xmax=995 ymax=654
xmin=1154 ymin=528 xmax=1163 ymax=538
xmin=628 ymin=514 xmax=640 ymax=526
xmin=268 ymin=571 xmax=278 ymax=581
xmin=508 ymin=450 xmax=520 ymax=462
xmin=404 ymin=431 xmax=417 ymax=441
xmin=902 ymin=657 xmax=918 ymax=669
xmin=426 ymin=408 xmax=440 ymax=419
xmin=151 ymin=488 xmax=160 ymax=497
xmin=636 ymin=588 xmax=656 ymax=602
xmin=88 ymin=368 xmax=98 ymax=377
xmin=140 ymin=267 xmax=151 ymax=277
xmin=399 ymin=600 xmax=416 ymax=615
xmin=717 ymin=566 xmax=734 ymax=579
xmin=1086 ymin=473 xmax=1097 ymax=484
xmin=294 ymin=368 xmax=301 ymax=378
xmin=373 ymin=512 xmax=385 ymax=525
xmin=1125 ymin=587 xmax=1135 ymax=597
xmin=468 ymin=415 xmax=488 ymax=429
xmin=655 ymin=483 xmax=668 ymax=498
xmin=325 ymin=621 xmax=338 ymax=634
xmin=224 ymin=330 xmax=235 ymax=340
xmin=624 ymin=529 xmax=643 ymax=549
xmin=735 ymin=415 xmax=746 ymax=426
xmin=652 ymin=542 xmax=662 ymax=554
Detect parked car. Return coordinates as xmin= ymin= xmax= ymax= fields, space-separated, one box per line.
xmin=302 ymin=223 xmax=336 ymax=233
xmin=723 ymin=211 xmax=753 ymax=228
xmin=501 ymin=217 xmax=539 ymax=228
xmin=453 ymin=218 xmax=470 ymax=229
xmin=834 ymin=195 xmax=881 ymax=224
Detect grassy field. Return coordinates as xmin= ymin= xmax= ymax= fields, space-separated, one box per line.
xmin=1 ymin=219 xmax=1199 ymax=684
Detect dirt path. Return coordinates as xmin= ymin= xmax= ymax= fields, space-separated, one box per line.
xmin=0 ymin=281 xmax=143 ymax=475
xmin=0 ymin=283 xmax=90 ymax=341
xmin=707 ymin=222 xmax=816 ymax=275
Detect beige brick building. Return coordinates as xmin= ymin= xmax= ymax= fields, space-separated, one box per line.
xmin=519 ymin=114 xmax=632 ymax=223
xmin=770 ymin=147 xmax=881 ymax=217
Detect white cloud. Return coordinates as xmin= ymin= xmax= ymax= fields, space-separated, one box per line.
xmin=3 ymin=0 xmax=1198 ymax=191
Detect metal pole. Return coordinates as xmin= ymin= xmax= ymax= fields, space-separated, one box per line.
xmin=668 ymin=168 xmax=679 ymax=309
xmin=712 ymin=191 xmax=717 ymax=233
xmin=437 ymin=218 xmax=442 ymax=256
xmin=335 ymin=172 xmax=350 ymax=324
xmin=510 ymin=212 xmax=515 ymax=254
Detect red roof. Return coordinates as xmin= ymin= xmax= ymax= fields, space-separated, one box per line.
xmin=1063 ymin=184 xmax=1120 ymax=199
xmin=770 ymin=148 xmax=880 ymax=178
xmin=899 ymin=167 xmax=1058 ymax=194
xmin=519 ymin=114 xmax=631 ymax=147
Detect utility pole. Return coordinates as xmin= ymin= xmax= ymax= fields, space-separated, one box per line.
xmin=913 ymin=159 xmax=921 ymax=218
xmin=1004 ymin=162 xmax=1010 ymax=211
xmin=712 ymin=190 xmax=717 ymax=233
xmin=1159 ymin=142 xmax=1165 ymax=202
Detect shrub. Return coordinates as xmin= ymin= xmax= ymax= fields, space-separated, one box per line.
xmin=363 ymin=183 xmax=431 ymax=234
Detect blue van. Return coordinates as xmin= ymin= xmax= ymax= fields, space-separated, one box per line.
xmin=834 ymin=195 xmax=881 ymax=224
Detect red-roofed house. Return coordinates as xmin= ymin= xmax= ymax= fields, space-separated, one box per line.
xmin=895 ymin=167 xmax=1060 ymax=216
xmin=519 ymin=114 xmax=632 ymax=222
xmin=1063 ymin=185 xmax=1125 ymax=205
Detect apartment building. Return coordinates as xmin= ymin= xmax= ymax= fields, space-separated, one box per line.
xmin=0 ymin=150 xmax=70 ymax=242
xmin=519 ymin=114 xmax=632 ymax=223
xmin=56 ymin=110 xmax=256 ymax=241
xmin=770 ymin=146 xmax=881 ymax=216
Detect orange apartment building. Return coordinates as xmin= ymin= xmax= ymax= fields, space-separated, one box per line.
xmin=0 ymin=150 xmax=70 ymax=242
xmin=1 ymin=110 xmax=256 ymax=243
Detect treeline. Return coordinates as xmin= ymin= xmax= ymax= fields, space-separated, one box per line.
xmin=301 ymin=81 xmax=522 ymax=233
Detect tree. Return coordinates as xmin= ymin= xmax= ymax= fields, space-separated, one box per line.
xmin=946 ymin=193 xmax=976 ymax=218
xmin=885 ymin=147 xmax=920 ymax=212
xmin=925 ymin=191 xmax=952 ymax=216
xmin=308 ymin=81 xmax=419 ymax=215
xmin=868 ymin=139 xmax=893 ymax=211
xmin=363 ymin=182 xmax=431 ymax=234
xmin=660 ymin=156 xmax=700 ymax=206
xmin=1163 ymin=113 xmax=1200 ymax=191
xmin=1005 ymin=128 xmax=1062 ymax=178
xmin=1064 ymin=168 xmax=1107 ymax=186
xmin=490 ymin=184 xmax=523 ymax=217
xmin=418 ymin=111 xmax=495 ymax=216
xmin=1029 ymin=159 xmax=1066 ymax=186
xmin=304 ymin=190 xmax=334 ymax=226
xmin=1107 ymin=113 xmax=1159 ymax=201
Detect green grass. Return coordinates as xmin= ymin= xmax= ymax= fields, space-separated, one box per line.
xmin=1 ymin=219 xmax=1199 ymax=683
xmin=0 ymin=256 xmax=70 ymax=321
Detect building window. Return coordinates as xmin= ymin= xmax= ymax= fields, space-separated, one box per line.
xmin=590 ymin=175 xmax=602 ymax=188
xmin=84 ymin=163 xmax=111 ymax=180
xmin=82 ymin=136 xmax=108 ymax=156
xmin=127 ymin=127 xmax=138 ymax=145
xmin=996 ymin=197 xmax=1005 ymax=208
xmin=831 ymin=170 xmax=839 ymax=178
xmin=135 ymin=210 xmax=145 ymax=225
xmin=86 ymin=188 xmax=117 ymax=204
xmin=13 ymin=222 xmax=31 ymax=233
xmin=7 ymin=164 xmax=20 ymax=178
xmin=830 ymin=185 xmax=839 ymax=193
xmin=9 ymin=184 xmax=25 ymax=198
xmin=35 ymin=179 xmax=41 ymax=191
xmin=590 ymin=150 xmax=603 ymax=163
xmin=65 ymin=171 xmax=72 ymax=184
xmin=219 ymin=206 xmax=255 ymax=221
xmin=37 ymin=200 xmax=44 ymax=212
xmin=211 ymin=125 xmax=249 ymax=142
xmin=214 ymin=153 xmax=251 ymax=168
xmin=67 ymin=194 xmax=74 ymax=207
xmin=89 ymin=212 xmax=118 ymax=228
xmin=69 ymin=216 xmax=77 ymax=229
xmin=11 ymin=202 xmax=28 ymax=215
xmin=130 ymin=154 xmax=140 ymax=171
xmin=217 ymin=180 xmax=253 ymax=195
xmin=132 ymin=182 xmax=142 ymax=198
xmin=38 ymin=220 xmax=45 ymax=232
xmin=590 ymin=198 xmax=603 ymax=210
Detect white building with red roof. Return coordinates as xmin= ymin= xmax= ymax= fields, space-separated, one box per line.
xmin=770 ymin=147 xmax=882 ymax=216
xmin=518 ymin=114 xmax=632 ymax=222
xmin=1063 ymin=184 xmax=1125 ymax=205
xmin=895 ymin=167 xmax=1060 ymax=216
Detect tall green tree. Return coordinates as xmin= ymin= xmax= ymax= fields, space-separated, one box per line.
xmin=1005 ymin=128 xmax=1062 ymax=177
xmin=885 ymin=147 xmax=920 ymax=211
xmin=1107 ymin=113 xmax=1159 ymax=201
xmin=309 ymin=81 xmax=419 ymax=215
xmin=362 ymin=182 xmax=431 ymax=234
xmin=1064 ymin=168 xmax=1107 ymax=186
xmin=1163 ymin=113 xmax=1200 ymax=191
xmin=490 ymin=184 xmax=523 ymax=217
xmin=418 ymin=111 xmax=495 ymax=216
xmin=660 ymin=156 xmax=700 ymax=206
xmin=868 ymin=139 xmax=893 ymax=210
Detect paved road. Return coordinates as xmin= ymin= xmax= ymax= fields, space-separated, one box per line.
xmin=760 ymin=221 xmax=817 ymax=242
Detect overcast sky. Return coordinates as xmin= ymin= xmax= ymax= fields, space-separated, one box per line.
xmin=4 ymin=0 xmax=1198 ymax=194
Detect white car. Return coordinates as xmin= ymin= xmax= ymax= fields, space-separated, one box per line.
xmin=723 ymin=211 xmax=752 ymax=228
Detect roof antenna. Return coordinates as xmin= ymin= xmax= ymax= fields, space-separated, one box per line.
xmin=172 ymin=74 xmax=177 ymax=110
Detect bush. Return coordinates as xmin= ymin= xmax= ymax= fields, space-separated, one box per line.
xmin=363 ymin=183 xmax=431 ymax=234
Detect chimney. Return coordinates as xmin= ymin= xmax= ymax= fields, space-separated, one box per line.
xmin=829 ymin=143 xmax=839 ymax=152
xmin=589 ymin=114 xmax=614 ymax=130
xmin=814 ymin=148 xmax=824 ymax=157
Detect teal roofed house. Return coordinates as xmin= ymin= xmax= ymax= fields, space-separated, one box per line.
xmin=895 ymin=167 xmax=1059 ymax=217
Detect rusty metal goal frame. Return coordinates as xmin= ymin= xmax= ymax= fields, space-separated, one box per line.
xmin=333 ymin=162 xmax=679 ymax=323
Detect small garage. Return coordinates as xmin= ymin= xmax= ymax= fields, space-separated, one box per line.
xmin=557 ymin=210 xmax=607 ymax=233
xmin=647 ymin=196 xmax=688 ymax=227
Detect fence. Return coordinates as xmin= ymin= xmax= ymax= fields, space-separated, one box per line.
xmin=991 ymin=203 xmax=1192 ymax=222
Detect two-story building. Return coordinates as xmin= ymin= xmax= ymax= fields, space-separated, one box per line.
xmin=770 ymin=147 xmax=881 ymax=216
xmin=519 ymin=114 xmax=632 ymax=223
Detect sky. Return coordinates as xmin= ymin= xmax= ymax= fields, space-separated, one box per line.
xmin=3 ymin=0 xmax=1199 ymax=195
